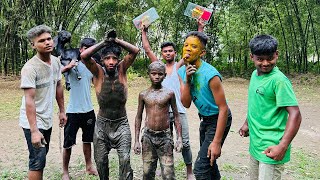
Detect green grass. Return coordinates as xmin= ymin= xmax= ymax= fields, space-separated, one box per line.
xmin=286 ymin=148 xmax=320 ymax=179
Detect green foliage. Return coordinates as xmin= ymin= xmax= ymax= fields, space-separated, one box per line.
xmin=0 ymin=170 xmax=25 ymax=180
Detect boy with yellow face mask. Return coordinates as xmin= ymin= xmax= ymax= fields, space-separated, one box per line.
xmin=178 ymin=31 xmax=232 ymax=180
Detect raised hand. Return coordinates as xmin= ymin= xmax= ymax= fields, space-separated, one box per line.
xmin=104 ymin=29 xmax=117 ymax=43
xmin=185 ymin=64 xmax=197 ymax=82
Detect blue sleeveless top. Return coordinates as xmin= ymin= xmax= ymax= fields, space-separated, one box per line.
xmin=178 ymin=60 xmax=222 ymax=116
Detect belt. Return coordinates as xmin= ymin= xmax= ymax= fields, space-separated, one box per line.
xmin=97 ymin=115 xmax=127 ymax=122
xmin=144 ymin=127 xmax=170 ymax=135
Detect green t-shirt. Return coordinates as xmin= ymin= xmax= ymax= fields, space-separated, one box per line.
xmin=247 ymin=67 xmax=298 ymax=164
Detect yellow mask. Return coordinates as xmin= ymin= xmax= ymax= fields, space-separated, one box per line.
xmin=182 ymin=36 xmax=204 ymax=64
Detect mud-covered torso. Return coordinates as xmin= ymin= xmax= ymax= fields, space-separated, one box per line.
xmin=143 ymin=88 xmax=172 ymax=131
xmin=97 ymin=68 xmax=127 ymax=119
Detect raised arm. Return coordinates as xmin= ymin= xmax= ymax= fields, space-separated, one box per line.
xmin=207 ymin=76 xmax=229 ymax=166
xmin=56 ymin=80 xmax=67 ymax=127
xmin=179 ymin=64 xmax=197 ymax=108
xmin=197 ymin=18 xmax=205 ymax=32
xmin=134 ymin=92 xmax=145 ymax=155
xmin=80 ymin=41 xmax=106 ymax=78
xmin=141 ymin=27 xmax=158 ymax=62
xmin=116 ymin=38 xmax=140 ymax=71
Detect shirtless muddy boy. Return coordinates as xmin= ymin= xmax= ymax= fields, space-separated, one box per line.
xmin=134 ymin=61 xmax=182 ymax=180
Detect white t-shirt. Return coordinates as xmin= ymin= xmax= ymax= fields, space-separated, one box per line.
xmin=19 ymin=55 xmax=62 ymax=130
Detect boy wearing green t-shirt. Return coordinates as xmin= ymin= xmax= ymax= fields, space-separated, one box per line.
xmin=239 ymin=34 xmax=302 ymax=179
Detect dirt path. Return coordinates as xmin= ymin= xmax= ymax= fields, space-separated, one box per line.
xmin=0 ymin=77 xmax=319 ymax=179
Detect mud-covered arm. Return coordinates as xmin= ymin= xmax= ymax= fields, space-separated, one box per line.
xmin=134 ymin=92 xmax=145 ymax=154
xmin=171 ymin=92 xmax=182 ymax=152
xmin=116 ymin=38 xmax=140 ymax=71
xmin=141 ymin=27 xmax=158 ymax=62
xmin=171 ymin=92 xmax=182 ymax=138
xmin=80 ymin=41 xmax=106 ymax=78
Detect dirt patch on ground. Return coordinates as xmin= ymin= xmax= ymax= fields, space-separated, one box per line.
xmin=0 ymin=77 xmax=319 ymax=179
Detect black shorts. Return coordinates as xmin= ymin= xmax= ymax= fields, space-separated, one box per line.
xmin=23 ymin=128 xmax=52 ymax=171
xmin=63 ymin=110 xmax=96 ymax=148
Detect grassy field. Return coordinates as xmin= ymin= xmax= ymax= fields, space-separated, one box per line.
xmin=0 ymin=74 xmax=319 ymax=180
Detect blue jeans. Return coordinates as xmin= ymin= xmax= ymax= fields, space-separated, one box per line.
xmin=194 ymin=111 xmax=232 ymax=180
xmin=23 ymin=128 xmax=52 ymax=171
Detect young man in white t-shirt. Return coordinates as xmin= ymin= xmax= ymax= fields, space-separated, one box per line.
xmin=20 ymin=24 xmax=67 ymax=180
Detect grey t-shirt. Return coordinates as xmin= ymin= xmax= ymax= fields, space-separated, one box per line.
xmin=19 ymin=55 xmax=62 ymax=130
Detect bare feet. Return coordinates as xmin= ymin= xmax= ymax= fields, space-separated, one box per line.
xmin=156 ymin=169 xmax=161 ymax=176
xmin=187 ymin=173 xmax=195 ymax=180
xmin=186 ymin=164 xmax=195 ymax=180
xmin=86 ymin=166 xmax=98 ymax=176
xmin=62 ymin=172 xmax=70 ymax=180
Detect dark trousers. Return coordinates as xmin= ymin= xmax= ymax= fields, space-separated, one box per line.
xmin=194 ymin=111 xmax=232 ymax=180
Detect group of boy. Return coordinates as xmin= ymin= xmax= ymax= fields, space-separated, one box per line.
xmin=19 ymin=19 xmax=301 ymax=180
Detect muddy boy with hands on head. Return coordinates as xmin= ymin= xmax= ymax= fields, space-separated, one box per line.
xmin=134 ymin=61 xmax=182 ymax=180
xmin=80 ymin=29 xmax=140 ymax=180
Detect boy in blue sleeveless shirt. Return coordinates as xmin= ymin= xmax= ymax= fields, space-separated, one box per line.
xmin=178 ymin=31 xmax=232 ymax=180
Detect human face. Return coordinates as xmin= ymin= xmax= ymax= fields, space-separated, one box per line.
xmin=149 ymin=68 xmax=166 ymax=86
xmin=250 ymin=51 xmax=278 ymax=75
xmin=31 ymin=33 xmax=53 ymax=54
xmin=161 ymin=46 xmax=176 ymax=62
xmin=79 ymin=46 xmax=88 ymax=53
xmin=102 ymin=53 xmax=119 ymax=72
xmin=182 ymin=36 xmax=205 ymax=64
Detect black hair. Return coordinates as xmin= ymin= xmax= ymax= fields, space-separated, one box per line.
xmin=100 ymin=41 xmax=122 ymax=59
xmin=80 ymin=38 xmax=96 ymax=48
xmin=160 ymin=41 xmax=176 ymax=51
xmin=185 ymin=31 xmax=208 ymax=47
xmin=249 ymin=34 xmax=278 ymax=55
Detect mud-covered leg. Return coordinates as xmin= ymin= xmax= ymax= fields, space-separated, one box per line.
xmin=117 ymin=134 xmax=133 ymax=180
xmin=93 ymin=123 xmax=109 ymax=180
xmin=142 ymin=134 xmax=158 ymax=180
xmin=159 ymin=135 xmax=175 ymax=180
